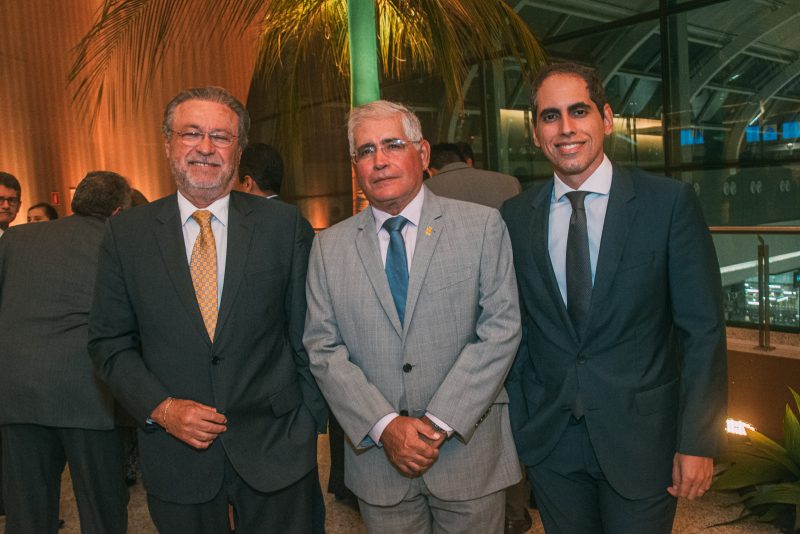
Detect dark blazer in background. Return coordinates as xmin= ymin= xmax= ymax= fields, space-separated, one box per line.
xmin=89 ymin=191 xmax=327 ymax=504
xmin=0 ymin=215 xmax=115 ymax=429
xmin=501 ymin=165 xmax=728 ymax=499
xmin=426 ymin=162 xmax=522 ymax=209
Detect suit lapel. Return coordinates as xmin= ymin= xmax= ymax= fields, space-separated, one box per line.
xmin=589 ymin=165 xmax=637 ymax=318
xmin=529 ymin=182 xmax=578 ymax=341
xmin=154 ymin=195 xmax=211 ymax=347
xmin=404 ymin=190 xmax=443 ymax=336
xmin=215 ymin=193 xmax=253 ymax=341
xmin=355 ymin=209 xmax=404 ymax=337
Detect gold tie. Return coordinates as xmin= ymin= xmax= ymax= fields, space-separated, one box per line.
xmin=190 ymin=210 xmax=218 ymax=340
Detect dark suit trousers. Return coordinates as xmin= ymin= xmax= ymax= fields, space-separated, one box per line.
xmin=527 ymin=418 xmax=676 ymax=534
xmin=147 ymin=456 xmax=316 ymax=534
xmin=1 ymin=424 xmax=128 ymax=534
xmin=0 ymin=434 xmax=5 ymax=515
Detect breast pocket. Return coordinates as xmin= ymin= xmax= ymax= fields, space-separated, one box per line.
xmin=428 ymin=267 xmax=474 ymax=293
xmin=617 ymin=251 xmax=655 ymax=273
xmin=244 ymin=266 xmax=285 ymax=304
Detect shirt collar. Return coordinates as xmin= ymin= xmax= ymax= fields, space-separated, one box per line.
xmin=177 ymin=190 xmax=230 ymax=227
xmin=552 ymin=154 xmax=612 ymax=202
xmin=371 ymin=186 xmax=425 ymax=234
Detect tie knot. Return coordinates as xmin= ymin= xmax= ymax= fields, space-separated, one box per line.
xmin=565 ymin=191 xmax=589 ymax=210
xmin=192 ymin=210 xmax=213 ymax=228
xmin=383 ymin=215 xmax=408 ymax=234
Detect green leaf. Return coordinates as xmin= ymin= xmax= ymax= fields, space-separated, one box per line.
xmin=746 ymin=429 xmax=800 ymax=479
xmin=713 ymin=458 xmax=795 ymax=490
xmin=742 ymin=483 xmax=800 ymax=507
xmin=785 ymin=403 xmax=800 ymax=466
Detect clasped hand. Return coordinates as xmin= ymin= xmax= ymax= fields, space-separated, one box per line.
xmin=151 ymin=398 xmax=227 ymax=449
xmin=379 ymin=416 xmax=446 ymax=477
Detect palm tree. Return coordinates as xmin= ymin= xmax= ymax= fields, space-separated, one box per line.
xmin=69 ymin=0 xmax=545 ymax=209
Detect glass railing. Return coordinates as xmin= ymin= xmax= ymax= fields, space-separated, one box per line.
xmin=711 ymin=226 xmax=800 ymax=348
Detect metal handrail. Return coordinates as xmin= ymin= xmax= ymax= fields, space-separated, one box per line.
xmin=709 ymin=226 xmax=800 ymax=235
xmin=709 ymin=225 xmax=800 ymax=350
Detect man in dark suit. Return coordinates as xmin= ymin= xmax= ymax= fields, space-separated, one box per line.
xmin=237 ymin=142 xmax=283 ymax=199
xmin=501 ymin=63 xmax=727 ymax=533
xmin=236 ymin=141 xmax=328 ymax=534
xmin=89 ymin=86 xmax=326 ymax=533
xmin=0 ymin=172 xmax=21 ymax=237
xmin=426 ymin=143 xmax=522 ymax=209
xmin=0 ymin=171 xmax=132 ymax=534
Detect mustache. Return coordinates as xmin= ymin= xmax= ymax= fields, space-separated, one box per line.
xmin=187 ymin=157 xmax=222 ymax=166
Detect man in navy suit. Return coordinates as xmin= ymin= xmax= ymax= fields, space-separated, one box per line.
xmin=501 ymin=63 xmax=727 ymax=533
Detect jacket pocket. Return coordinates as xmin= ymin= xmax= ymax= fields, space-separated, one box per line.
xmin=635 ymin=378 xmax=678 ymax=416
xmin=269 ymin=383 xmax=303 ymax=417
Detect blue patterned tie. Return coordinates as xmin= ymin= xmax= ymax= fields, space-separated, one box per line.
xmin=383 ymin=216 xmax=409 ymax=324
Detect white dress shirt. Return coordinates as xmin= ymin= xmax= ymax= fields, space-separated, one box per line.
xmin=366 ymin=187 xmax=453 ymax=445
xmin=548 ymin=155 xmax=612 ymax=305
xmin=177 ymin=191 xmax=229 ymax=306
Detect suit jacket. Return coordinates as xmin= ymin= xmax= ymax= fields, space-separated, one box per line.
xmin=500 ymin=165 xmax=728 ymax=499
xmin=426 ymin=162 xmax=522 ymax=209
xmin=0 ymin=215 xmax=115 ymax=430
xmin=304 ymin=188 xmax=522 ymax=506
xmin=88 ymin=191 xmax=327 ymax=504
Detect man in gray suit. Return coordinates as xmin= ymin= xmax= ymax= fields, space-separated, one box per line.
xmin=0 ymin=171 xmax=132 ymax=534
xmin=427 ymin=142 xmax=531 ymax=534
xmin=501 ymin=63 xmax=727 ymax=533
xmin=304 ymin=100 xmax=522 ymax=533
xmin=426 ymin=143 xmax=521 ymax=208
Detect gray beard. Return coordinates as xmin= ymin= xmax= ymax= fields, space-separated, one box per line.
xmin=171 ymin=160 xmax=235 ymax=205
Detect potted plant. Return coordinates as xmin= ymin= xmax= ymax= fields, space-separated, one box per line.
xmin=712 ymin=388 xmax=800 ymax=532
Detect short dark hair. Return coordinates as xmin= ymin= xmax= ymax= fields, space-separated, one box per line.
xmin=0 ymin=172 xmax=21 ymax=197
xmin=71 ymin=171 xmax=132 ymax=218
xmin=162 ymin=86 xmax=250 ymax=149
xmin=130 ymin=189 xmax=149 ymax=207
xmin=456 ymin=141 xmax=474 ymax=163
xmin=429 ymin=143 xmax=465 ymax=171
xmin=28 ymin=202 xmax=59 ymax=220
xmin=530 ymin=62 xmax=606 ymax=124
xmin=239 ymin=143 xmax=284 ymax=194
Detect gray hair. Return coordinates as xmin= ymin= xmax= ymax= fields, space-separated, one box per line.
xmin=162 ymin=86 xmax=250 ymax=148
xmin=71 ymin=171 xmax=131 ymax=218
xmin=347 ymin=100 xmax=423 ymax=155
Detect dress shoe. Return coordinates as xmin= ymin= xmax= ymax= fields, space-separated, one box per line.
xmin=505 ymin=508 xmax=532 ymax=534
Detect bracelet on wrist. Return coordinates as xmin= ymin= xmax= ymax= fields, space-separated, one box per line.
xmin=162 ymin=397 xmax=175 ymax=434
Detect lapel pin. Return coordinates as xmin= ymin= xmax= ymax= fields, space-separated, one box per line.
xmin=425 ymin=226 xmax=432 ymax=236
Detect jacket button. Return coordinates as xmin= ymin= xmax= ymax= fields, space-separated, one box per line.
xmin=402 ymin=363 xmax=413 ymax=372
xmin=577 ymin=354 xmax=586 ymax=364
xmin=399 ymin=410 xmax=409 ymax=416
xmin=211 ymin=357 xmax=220 ymax=365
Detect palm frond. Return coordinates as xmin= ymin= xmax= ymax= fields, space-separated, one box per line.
xmin=69 ymin=0 xmax=267 ymax=123
xmin=70 ymin=0 xmax=546 ymax=154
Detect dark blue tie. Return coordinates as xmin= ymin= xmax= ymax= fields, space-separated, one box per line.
xmin=565 ymin=191 xmax=592 ymax=338
xmin=565 ymin=191 xmax=591 ymax=419
xmin=383 ymin=216 xmax=409 ymax=324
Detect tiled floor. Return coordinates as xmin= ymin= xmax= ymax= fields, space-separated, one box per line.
xmin=0 ymin=434 xmax=779 ymax=533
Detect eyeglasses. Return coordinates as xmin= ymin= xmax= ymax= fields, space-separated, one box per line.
xmin=170 ymin=129 xmax=237 ymax=148
xmin=0 ymin=196 xmax=20 ymax=207
xmin=352 ymin=138 xmax=421 ymax=163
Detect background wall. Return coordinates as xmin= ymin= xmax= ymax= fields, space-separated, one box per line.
xmin=0 ymin=0 xmax=259 ymax=223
